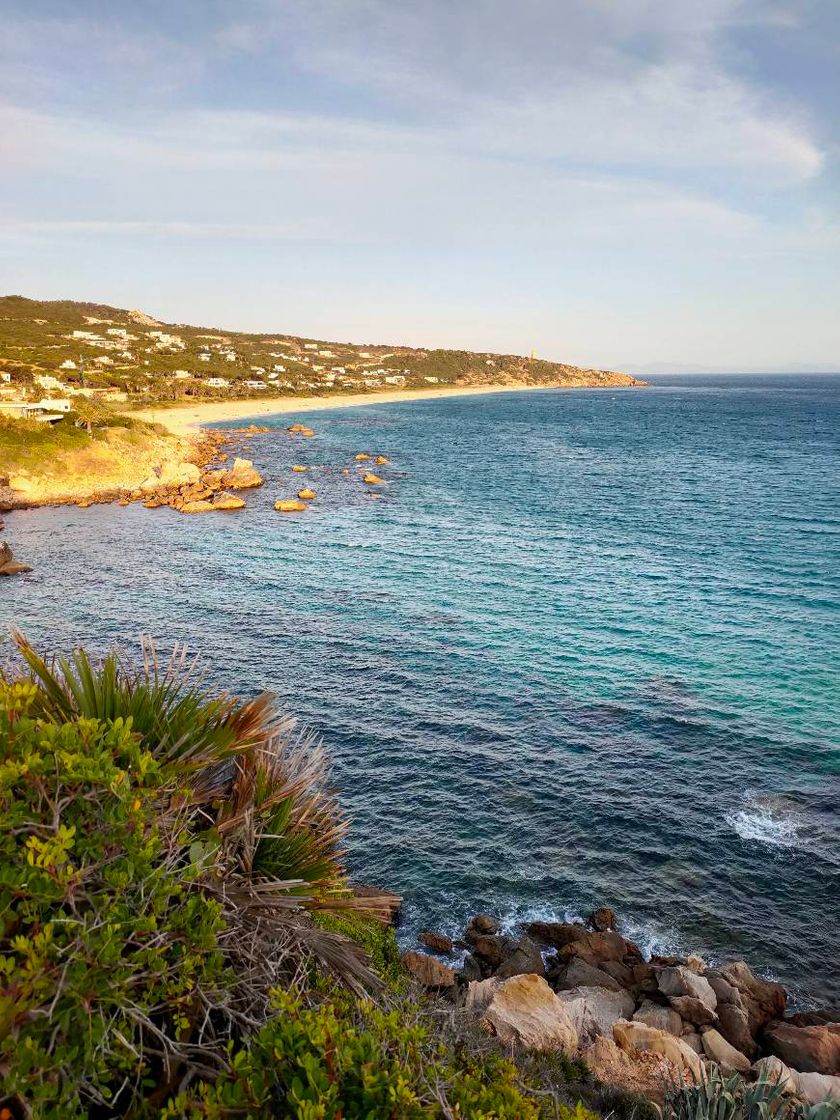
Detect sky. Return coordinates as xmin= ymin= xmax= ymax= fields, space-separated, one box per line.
xmin=1 ymin=0 xmax=838 ymax=373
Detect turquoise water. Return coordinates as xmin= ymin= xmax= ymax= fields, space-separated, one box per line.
xmin=4 ymin=374 xmax=839 ymax=1002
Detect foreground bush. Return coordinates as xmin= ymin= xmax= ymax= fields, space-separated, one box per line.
xmin=0 ymin=637 xmax=604 ymax=1118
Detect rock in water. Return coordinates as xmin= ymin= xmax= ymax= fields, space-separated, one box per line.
xmin=274 ymin=500 xmax=307 ymax=512
xmin=212 ymin=492 xmax=246 ymax=510
xmin=297 ymin=489 xmax=316 ymax=500
xmin=480 ymin=974 xmax=579 ymax=1052
xmin=0 ymin=542 xmax=32 ymax=576
xmin=419 ymin=930 xmax=454 ymax=954
xmin=589 ymin=907 xmax=618 ymax=932
xmin=401 ymin=950 xmax=455 ymax=989
xmin=222 ymin=458 xmax=264 ymax=490
xmin=363 ymin=473 xmax=385 ymax=484
xmin=354 ymin=452 xmax=371 ymax=461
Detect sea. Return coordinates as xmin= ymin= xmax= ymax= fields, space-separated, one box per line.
xmin=3 ymin=373 xmax=839 ymax=1004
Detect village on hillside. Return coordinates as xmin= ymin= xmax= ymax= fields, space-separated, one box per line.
xmin=0 ymin=295 xmax=638 ymax=425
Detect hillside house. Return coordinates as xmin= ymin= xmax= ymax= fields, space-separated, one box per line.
xmin=205 ymin=378 xmax=229 ymax=388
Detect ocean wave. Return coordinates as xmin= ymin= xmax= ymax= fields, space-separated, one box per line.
xmin=727 ymin=797 xmax=802 ymax=849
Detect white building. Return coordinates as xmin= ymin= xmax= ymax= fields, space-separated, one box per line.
xmin=60 ymin=359 xmax=77 ymax=370
xmin=205 ymin=377 xmax=229 ymax=388
xmin=304 ymin=343 xmax=318 ymax=350
xmin=384 ymin=374 xmax=406 ymax=386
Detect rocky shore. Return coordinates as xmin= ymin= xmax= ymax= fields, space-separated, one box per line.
xmin=400 ymin=907 xmax=840 ymax=1106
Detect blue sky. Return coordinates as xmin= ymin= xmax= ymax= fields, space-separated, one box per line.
xmin=1 ymin=0 xmax=838 ymax=372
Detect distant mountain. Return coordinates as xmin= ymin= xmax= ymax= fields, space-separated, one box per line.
xmin=0 ymin=295 xmax=643 ymax=398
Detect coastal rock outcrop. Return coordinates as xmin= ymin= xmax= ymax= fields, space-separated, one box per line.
xmin=752 ymin=1055 xmax=798 ymax=1093
xmin=793 ymin=1072 xmax=840 ymax=1104
xmin=479 ymin=974 xmax=578 ymax=1052
xmin=0 ymin=541 xmax=32 ymax=576
xmin=701 ymin=1028 xmax=752 ymax=1073
xmin=764 ymin=1019 xmax=840 ymax=1075
xmin=419 ymin=930 xmax=454 ymax=954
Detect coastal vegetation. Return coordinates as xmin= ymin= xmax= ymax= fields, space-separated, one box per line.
xmin=0 ymin=633 xmax=609 ymax=1118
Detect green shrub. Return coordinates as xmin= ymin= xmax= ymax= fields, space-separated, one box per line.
xmin=0 ymin=680 xmax=230 ymax=1118
xmin=166 ymin=988 xmax=598 ymax=1119
xmin=663 ymin=1066 xmax=840 ymax=1120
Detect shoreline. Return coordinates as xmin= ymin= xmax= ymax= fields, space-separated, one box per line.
xmin=131 ymin=382 xmax=634 ymax=436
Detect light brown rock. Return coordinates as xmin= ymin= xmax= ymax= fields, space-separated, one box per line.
xmin=355 ymin=452 xmax=371 ymax=460
xmin=752 ymin=1056 xmax=797 ymax=1094
xmin=480 ymin=974 xmax=578 ymax=1052
xmin=401 ymin=950 xmax=455 ymax=989
xmin=583 ymin=1036 xmax=678 ymax=1106
xmin=613 ymin=1018 xmax=703 ymax=1080
xmin=297 ymin=488 xmax=316 ymax=500
xmin=180 ymin=500 xmax=216 ymax=513
xmin=375 ymin=455 xmax=390 ymax=464
xmin=363 ymin=473 xmax=385 ymax=484
xmin=701 ymin=1028 xmax=751 ymax=1072
xmin=292 ymin=465 xmax=307 ymax=472
xmin=764 ymin=1020 xmax=840 ymax=1075
xmin=465 ymin=978 xmax=500 ymax=1013
xmin=222 ymin=458 xmax=264 ymax=490
xmin=670 ymin=995 xmax=718 ymax=1027
xmin=274 ymin=499 xmax=308 ymax=512
xmin=657 ymin=966 xmax=718 ymax=1014
xmin=557 ymin=986 xmax=635 ymax=1042
xmin=794 ymin=1072 xmax=840 ymax=1104
xmin=633 ymin=1000 xmax=683 ymax=1037
xmin=212 ymin=492 xmax=246 ymax=510
xmin=419 ymin=930 xmax=454 ymax=954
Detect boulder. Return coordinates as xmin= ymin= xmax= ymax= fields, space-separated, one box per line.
xmin=354 ymin=453 xmax=371 ymax=461
xmin=466 ymin=914 xmax=500 ymax=937
xmin=583 ymin=1036 xmax=678 ymax=1106
xmin=470 ymin=934 xmax=515 ymax=971
xmin=297 ymin=489 xmax=316 ymax=500
xmin=375 ymin=455 xmax=390 ymax=465
xmin=363 ymin=473 xmax=385 ymax=484
xmin=179 ymin=500 xmax=216 ymax=513
xmin=682 ymin=1032 xmax=704 ymax=1055
xmin=763 ymin=1020 xmax=840 ymax=1075
xmin=465 ymin=978 xmax=499 ymax=1013
xmin=480 ymin=974 xmax=578 ymax=1052
xmin=222 ymin=458 xmax=264 ymax=490
xmin=752 ymin=1056 xmax=797 ymax=1094
xmin=212 ymin=492 xmax=246 ymax=510
xmin=790 ymin=1010 xmax=840 ymax=1028
xmin=557 ymin=986 xmax=635 ymax=1042
xmin=202 ymin=469 xmax=226 ymax=490
xmin=656 ymin=966 xmax=717 ymax=1015
xmin=401 ymin=950 xmax=455 ymax=989
xmin=288 ymin=423 xmax=306 ymax=433
xmin=419 ymin=930 xmax=453 ymax=955
xmin=701 ymin=1029 xmax=751 ymax=1073
xmin=613 ymin=1019 xmax=703 ymax=1081
xmin=633 ymin=1000 xmax=683 ymax=1038
xmin=552 ymin=957 xmax=625 ymax=993
xmin=714 ymin=961 xmax=786 ymax=1034
xmin=274 ymin=500 xmax=307 ymax=512
xmin=685 ymin=955 xmax=707 ymax=974
xmin=669 ymin=995 xmax=718 ymax=1027
xmin=794 ymin=1072 xmax=840 ymax=1104
xmin=300 ymin=428 xmax=315 ymax=437
xmin=495 ymin=937 xmax=546 ymax=980
xmin=292 ymin=465 xmax=307 ymax=472
xmin=0 ymin=542 xmax=32 ymax=576
xmin=159 ymin=460 xmax=201 ymax=487
xmin=527 ymin=922 xmax=587 ymax=950
xmin=589 ymin=907 xmax=618 ymax=932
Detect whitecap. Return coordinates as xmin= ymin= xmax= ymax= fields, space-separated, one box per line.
xmin=727 ymin=798 xmax=801 ymax=849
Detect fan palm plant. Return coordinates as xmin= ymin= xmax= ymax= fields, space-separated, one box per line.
xmin=4 ymin=630 xmax=396 ymax=997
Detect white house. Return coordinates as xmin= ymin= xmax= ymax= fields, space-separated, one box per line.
xmin=205 ymin=377 xmax=230 ymax=388
xmin=243 ymin=380 xmax=267 ymax=390
xmin=60 ymin=359 xmax=78 ymax=370
xmin=384 ymin=374 xmax=406 ymax=386
xmin=303 ymin=343 xmax=318 ymax=350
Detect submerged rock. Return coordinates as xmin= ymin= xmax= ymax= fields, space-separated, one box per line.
xmin=363 ymin=473 xmax=385 ymax=484
xmin=589 ymin=907 xmax=618 ymax=932
xmin=419 ymin=930 xmax=454 ymax=954
xmin=274 ymin=500 xmax=307 ymax=512
xmin=212 ymin=492 xmax=246 ymax=510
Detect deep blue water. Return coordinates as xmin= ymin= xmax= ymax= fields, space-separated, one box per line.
xmin=3 ymin=374 xmax=839 ymax=1003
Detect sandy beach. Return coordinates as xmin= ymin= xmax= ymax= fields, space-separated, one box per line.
xmin=131 ymin=383 xmax=549 ymax=436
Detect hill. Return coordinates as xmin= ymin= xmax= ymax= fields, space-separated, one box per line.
xmin=0 ymin=294 xmax=643 ymax=403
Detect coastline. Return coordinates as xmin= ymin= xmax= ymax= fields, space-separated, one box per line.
xmin=130 ymin=382 xmax=628 ymax=436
